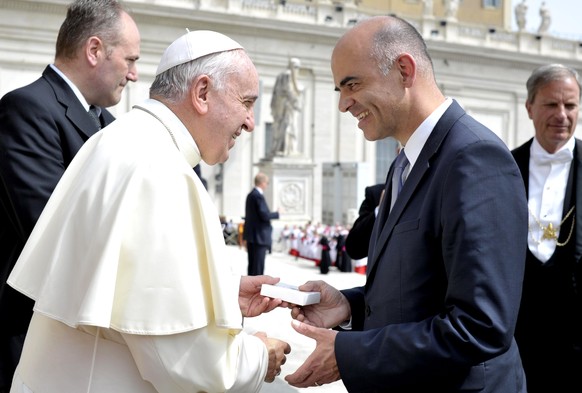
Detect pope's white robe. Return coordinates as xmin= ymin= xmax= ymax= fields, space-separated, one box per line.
xmin=8 ymin=99 xmax=268 ymax=392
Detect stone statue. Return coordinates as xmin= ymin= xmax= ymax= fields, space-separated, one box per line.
xmin=515 ymin=0 xmax=527 ymax=32
xmin=270 ymin=58 xmax=302 ymax=157
xmin=444 ymin=0 xmax=459 ymax=21
xmin=538 ymin=1 xmax=551 ymax=34
xmin=422 ymin=0 xmax=433 ymax=18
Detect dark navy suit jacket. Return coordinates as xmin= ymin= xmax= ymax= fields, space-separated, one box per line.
xmin=345 ymin=183 xmax=384 ymax=260
xmin=243 ymin=188 xmax=279 ymax=247
xmin=0 ymin=65 xmax=115 ymax=334
xmin=336 ymin=101 xmax=528 ymax=392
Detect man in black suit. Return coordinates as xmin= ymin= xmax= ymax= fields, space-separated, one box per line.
xmin=243 ymin=173 xmax=279 ymax=276
xmin=512 ymin=64 xmax=582 ymax=393
xmin=0 ymin=1 xmax=140 ymax=389
xmin=345 ymin=183 xmax=384 ymax=260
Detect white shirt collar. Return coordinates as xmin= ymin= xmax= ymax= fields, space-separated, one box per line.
xmin=49 ymin=64 xmax=94 ymax=113
xmin=402 ymin=97 xmax=453 ymax=169
xmin=531 ymin=135 xmax=575 ymax=162
xmin=527 ymin=135 xmax=574 ymax=263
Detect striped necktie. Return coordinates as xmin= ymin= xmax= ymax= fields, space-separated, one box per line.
xmin=390 ymin=150 xmax=409 ymax=211
xmin=88 ymin=105 xmax=102 ymax=130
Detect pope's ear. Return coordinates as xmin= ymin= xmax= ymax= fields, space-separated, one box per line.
xmin=191 ymin=74 xmax=211 ymax=114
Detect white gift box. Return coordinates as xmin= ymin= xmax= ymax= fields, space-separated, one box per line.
xmin=260 ymin=282 xmax=321 ymax=306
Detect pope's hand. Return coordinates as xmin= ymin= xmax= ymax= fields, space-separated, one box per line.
xmin=254 ymin=332 xmax=291 ymax=383
xmin=239 ymin=275 xmax=285 ymax=317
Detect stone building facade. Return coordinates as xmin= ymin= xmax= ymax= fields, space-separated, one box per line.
xmin=1 ymin=0 xmax=581 ymax=227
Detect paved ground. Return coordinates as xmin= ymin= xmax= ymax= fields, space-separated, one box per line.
xmin=225 ymin=245 xmax=366 ymax=393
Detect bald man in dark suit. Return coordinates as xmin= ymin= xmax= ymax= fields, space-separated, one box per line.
xmin=243 ymin=173 xmax=279 ymax=276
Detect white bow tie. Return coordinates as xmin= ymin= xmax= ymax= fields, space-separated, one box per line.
xmin=532 ymin=148 xmax=573 ymax=165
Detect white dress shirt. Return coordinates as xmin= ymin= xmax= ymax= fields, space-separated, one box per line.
xmin=527 ymin=136 xmax=574 ymax=263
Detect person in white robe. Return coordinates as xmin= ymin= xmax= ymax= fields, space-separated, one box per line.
xmin=7 ymin=30 xmax=291 ymax=393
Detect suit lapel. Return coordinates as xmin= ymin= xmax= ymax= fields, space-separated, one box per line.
xmin=368 ymin=101 xmax=464 ymax=274
xmin=574 ymin=140 xmax=582 ymax=262
xmin=511 ymin=138 xmax=533 ymax=199
xmin=43 ymin=66 xmax=100 ymax=138
xmin=367 ymin=167 xmax=394 ymax=266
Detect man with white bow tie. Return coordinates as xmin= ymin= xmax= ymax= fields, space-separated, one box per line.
xmin=512 ymin=63 xmax=582 ymax=393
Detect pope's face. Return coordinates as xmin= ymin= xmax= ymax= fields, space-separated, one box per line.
xmin=526 ymin=77 xmax=580 ymax=153
xmin=202 ymin=56 xmax=259 ymax=165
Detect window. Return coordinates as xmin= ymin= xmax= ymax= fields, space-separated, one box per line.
xmin=482 ymin=0 xmax=500 ymax=8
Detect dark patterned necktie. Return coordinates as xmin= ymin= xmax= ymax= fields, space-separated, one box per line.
xmin=390 ymin=149 xmax=409 ymax=211
xmin=88 ymin=105 xmax=102 ymax=130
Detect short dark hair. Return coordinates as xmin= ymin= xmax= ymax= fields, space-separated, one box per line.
xmin=369 ymin=16 xmax=434 ymax=78
xmin=55 ymin=0 xmax=128 ymax=59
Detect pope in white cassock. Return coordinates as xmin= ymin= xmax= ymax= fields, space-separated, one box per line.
xmin=7 ymin=30 xmax=291 ymax=392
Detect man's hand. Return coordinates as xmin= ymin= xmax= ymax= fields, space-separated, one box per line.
xmin=285 ymin=320 xmax=340 ymax=388
xmin=254 ymin=332 xmax=292 ymax=383
xmin=240 ymin=275 xmax=286 ymax=317
xmin=289 ymin=280 xmax=350 ymax=328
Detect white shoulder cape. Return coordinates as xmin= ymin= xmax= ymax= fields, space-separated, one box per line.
xmin=8 ymin=99 xmax=243 ymax=334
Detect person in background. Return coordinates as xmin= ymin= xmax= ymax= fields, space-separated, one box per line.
xmin=7 ymin=30 xmax=290 ymax=392
xmin=284 ymin=15 xmax=527 ymax=392
xmin=344 ymin=183 xmax=384 ymax=261
xmin=512 ymin=63 xmax=582 ymax=393
xmin=318 ymin=235 xmax=331 ymax=275
xmin=0 ymin=1 xmax=140 ymax=390
xmin=244 ymin=172 xmax=280 ymax=276
xmin=279 ymin=224 xmax=292 ymax=253
xmin=334 ymin=225 xmax=351 ymax=272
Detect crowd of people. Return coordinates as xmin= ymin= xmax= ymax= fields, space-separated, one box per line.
xmin=277 ymin=222 xmax=360 ymax=273
xmin=0 ymin=1 xmax=581 ymax=392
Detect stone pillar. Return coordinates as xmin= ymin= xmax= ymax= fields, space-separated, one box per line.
xmin=257 ymin=156 xmax=316 ymax=225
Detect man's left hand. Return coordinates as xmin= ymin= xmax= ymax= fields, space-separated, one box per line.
xmin=285 ymin=320 xmax=340 ymax=388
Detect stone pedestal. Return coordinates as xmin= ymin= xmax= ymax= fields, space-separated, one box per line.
xmin=257 ymin=156 xmax=316 ymax=225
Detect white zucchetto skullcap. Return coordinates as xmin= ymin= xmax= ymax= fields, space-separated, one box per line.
xmin=156 ymin=30 xmax=244 ymax=76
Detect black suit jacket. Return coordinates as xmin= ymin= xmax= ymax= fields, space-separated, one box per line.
xmin=243 ymin=188 xmax=279 ymax=246
xmin=345 ymin=183 xmax=384 ymax=260
xmin=0 ymin=65 xmax=115 ymax=333
xmin=512 ymin=138 xmax=582 ymax=392
xmin=337 ymin=101 xmax=528 ymax=392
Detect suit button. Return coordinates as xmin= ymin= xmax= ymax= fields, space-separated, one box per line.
xmin=365 ymin=305 xmax=371 ymax=316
